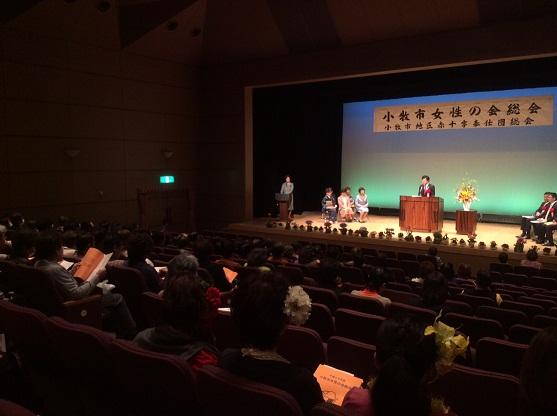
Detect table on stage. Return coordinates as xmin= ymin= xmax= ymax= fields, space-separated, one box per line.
xmin=455 ymin=210 xmax=477 ymax=235
xmin=399 ymin=196 xmax=444 ymax=232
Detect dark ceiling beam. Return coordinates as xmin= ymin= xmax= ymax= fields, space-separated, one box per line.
xmin=119 ymin=0 xmax=198 ymax=48
xmin=0 ymin=0 xmax=44 ymax=24
xmin=266 ymin=0 xmax=341 ymax=54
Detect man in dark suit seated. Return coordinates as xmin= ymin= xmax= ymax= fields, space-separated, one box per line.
xmin=418 ymin=175 xmax=435 ymax=197
xmin=533 ymin=192 xmax=557 ymax=244
xmin=518 ymin=192 xmax=552 ymax=239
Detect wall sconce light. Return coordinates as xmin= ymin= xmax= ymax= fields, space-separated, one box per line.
xmin=64 ymin=148 xmax=80 ymax=158
xmin=162 ymin=149 xmax=174 ymax=160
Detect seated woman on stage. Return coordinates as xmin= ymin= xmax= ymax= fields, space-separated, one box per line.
xmin=321 ymin=187 xmax=337 ymax=222
xmin=338 ymin=187 xmax=355 ymax=221
xmin=355 ymin=187 xmax=369 ymax=223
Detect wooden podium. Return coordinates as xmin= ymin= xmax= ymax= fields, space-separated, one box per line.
xmin=456 ymin=210 xmax=477 ymax=235
xmin=399 ymin=196 xmax=444 ymax=232
xmin=275 ymin=193 xmax=291 ymax=221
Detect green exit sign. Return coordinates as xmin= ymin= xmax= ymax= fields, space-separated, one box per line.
xmin=160 ymin=175 xmax=175 ymax=184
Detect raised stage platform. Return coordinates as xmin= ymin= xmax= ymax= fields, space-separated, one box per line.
xmin=226 ymin=212 xmax=557 ymax=273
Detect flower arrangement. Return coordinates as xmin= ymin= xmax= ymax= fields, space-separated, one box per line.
xmin=398 ymin=232 xmax=405 ymax=240
xmin=278 ymin=223 xmax=283 ymax=227
xmin=283 ymin=286 xmax=311 ymax=325
xmin=501 ymin=243 xmax=509 ymax=251
xmin=306 ymin=220 xmax=313 ymax=226
xmin=456 ymin=175 xmax=479 ymax=211
xmin=348 ymin=229 xmax=354 ymax=236
xmin=425 ymin=316 xmax=469 ymax=375
xmin=543 ymin=247 xmax=552 ymax=255
xmin=285 ymin=221 xmax=291 ymax=230
xmin=339 ymin=222 xmax=348 ymax=235
xmin=299 ymin=225 xmax=305 ymax=231
xmin=433 ymin=232 xmax=443 ymax=244
xmin=266 ymin=220 xmax=276 ymax=228
xmin=359 ymin=227 xmax=369 ymax=237
xmin=378 ymin=231 xmax=385 ymax=239
xmin=478 ymin=241 xmax=486 ymax=249
xmin=332 ymin=228 xmax=338 ymax=234
xmin=514 ymin=237 xmax=525 ymax=253
xmin=425 ymin=236 xmax=432 ymax=243
xmin=442 ymin=234 xmax=449 ymax=244
xmin=450 ymin=238 xmax=458 ymax=246
xmin=370 ymin=231 xmax=377 ymax=238
xmin=415 ymin=236 xmax=422 ymax=243
xmin=468 ymin=233 xmax=477 ymax=248
xmin=306 ymin=225 xmax=313 ymax=232
xmin=318 ymin=226 xmax=324 ymax=232
xmin=459 ymin=238 xmax=466 ymax=247
xmin=404 ymin=232 xmax=414 ymax=242
xmin=490 ymin=241 xmax=497 ymax=250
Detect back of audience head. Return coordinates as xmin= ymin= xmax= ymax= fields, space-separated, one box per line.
xmin=231 ymin=271 xmax=289 ymax=350
xmin=422 ymin=271 xmax=448 ymax=309
xmin=11 ymin=229 xmax=37 ymax=259
xmin=62 ymin=230 xmax=77 ymax=249
xmin=426 ymin=246 xmax=438 ymax=257
xmin=475 ymin=270 xmax=492 ymax=290
xmin=162 ymin=274 xmax=209 ymax=339
xmin=246 ymin=248 xmax=269 ymax=268
xmin=298 ymin=245 xmax=316 ymax=265
xmin=419 ymin=261 xmax=436 ymax=279
xmin=318 ymin=257 xmax=340 ymax=287
xmin=127 ymin=232 xmax=154 ymax=264
xmin=270 ymin=242 xmax=285 ymax=259
xmin=498 ymin=252 xmax=509 ymax=264
xmin=364 ymin=267 xmax=386 ymax=291
xmin=372 ymin=318 xmax=438 ymax=416
xmin=35 ymin=232 xmax=63 ymax=261
xmin=168 ymin=254 xmax=199 ymax=280
xmin=76 ymin=233 xmax=94 ymax=256
xmin=439 ymin=262 xmax=455 ymax=281
xmin=520 ymin=326 xmax=557 ymax=416
xmin=526 ymin=248 xmax=539 ymax=262
xmin=456 ymin=263 xmax=472 ymax=279
xmin=194 ymin=239 xmax=214 ymax=264
xmin=351 ymin=247 xmax=365 ymax=268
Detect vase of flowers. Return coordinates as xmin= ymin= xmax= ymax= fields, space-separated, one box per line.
xmin=479 ymin=242 xmax=486 ymax=249
xmin=415 ymin=236 xmax=422 ymax=243
xmin=490 ymin=241 xmax=497 ymax=250
xmin=398 ymin=232 xmax=404 ymax=240
xmin=426 ymin=236 xmax=432 ymax=243
xmin=339 ymin=223 xmax=348 ymax=235
xmin=514 ymin=237 xmax=525 ymax=253
xmin=543 ymin=247 xmax=552 ymax=255
xmin=501 ymin=243 xmax=509 ymax=251
xmin=370 ymin=231 xmax=377 ymax=238
xmin=348 ymin=229 xmax=354 ymax=236
xmin=456 ymin=176 xmax=479 ymax=211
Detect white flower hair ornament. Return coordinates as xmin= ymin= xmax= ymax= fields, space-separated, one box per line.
xmin=283 ymin=285 xmax=312 ymax=325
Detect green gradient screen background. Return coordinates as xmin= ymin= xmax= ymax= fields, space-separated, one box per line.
xmin=341 ymin=87 xmax=557 ymax=216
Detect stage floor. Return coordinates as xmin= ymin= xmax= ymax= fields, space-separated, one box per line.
xmin=230 ymin=212 xmax=547 ymax=252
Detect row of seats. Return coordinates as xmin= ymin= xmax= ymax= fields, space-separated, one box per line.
xmin=0 ymin=300 xmax=349 ymax=416
xmin=0 ymin=299 xmax=522 ymax=416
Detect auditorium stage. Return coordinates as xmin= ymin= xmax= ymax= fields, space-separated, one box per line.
xmin=226 ymin=212 xmax=557 ymax=272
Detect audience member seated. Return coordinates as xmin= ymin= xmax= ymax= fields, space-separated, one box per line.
xmin=126 ymin=232 xmax=162 ymax=293
xmin=165 ymin=254 xmax=200 ymax=290
xmin=456 ymin=263 xmax=472 ymax=280
xmin=101 ymin=233 xmax=128 ymax=261
xmin=519 ymin=326 xmax=557 ymax=416
xmin=9 ymin=229 xmax=37 ymax=265
xmin=422 ymin=271 xmax=448 ymax=314
xmin=74 ymin=232 xmax=94 ymax=260
xmin=498 ymin=252 xmax=509 ymax=264
xmin=351 ymin=267 xmax=391 ymax=308
xmin=244 ymin=247 xmax=273 ymax=272
xmin=427 ymin=246 xmax=442 ymax=269
xmin=342 ymin=318 xmax=450 ymax=416
xmin=344 ymin=247 xmax=365 ymax=268
xmin=317 ymin=257 xmax=343 ymax=295
xmin=413 ymin=260 xmax=436 ymax=284
xmin=297 ymin=245 xmax=319 ymax=267
xmin=439 ymin=262 xmax=455 ymax=282
xmin=268 ymin=242 xmax=289 ymax=264
xmin=219 ymin=272 xmax=322 ymax=415
xmin=0 ymin=225 xmax=10 ymax=260
xmin=520 ymin=248 xmax=543 ymax=270
xmin=34 ymin=231 xmax=136 ymax=338
xmin=134 ymin=274 xmax=220 ymax=371
xmin=465 ymin=271 xmax=499 ymax=303
xmin=195 ymin=239 xmax=233 ymax=292
xmin=214 ymin=238 xmax=243 ymax=270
